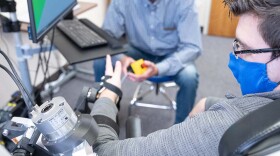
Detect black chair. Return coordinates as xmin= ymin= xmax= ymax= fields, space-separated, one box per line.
xmin=219 ymin=98 xmax=280 ymax=156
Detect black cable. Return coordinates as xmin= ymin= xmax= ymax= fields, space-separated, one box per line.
xmin=0 ymin=64 xmax=33 ymax=111
xmin=33 ymin=40 xmax=50 ymax=101
xmin=33 ymin=29 xmax=55 ymax=100
xmin=42 ymin=51 xmax=51 ymax=97
xmin=46 ymin=28 xmax=55 ymax=99
xmin=41 ymin=28 xmax=55 ymax=99
xmin=33 ymin=59 xmax=41 ymax=91
xmin=36 ymin=41 xmax=47 ymax=99
xmin=43 ymin=52 xmax=51 ymax=79
xmin=0 ymin=50 xmax=36 ymax=107
xmin=38 ymin=48 xmax=48 ymax=99
xmin=34 ymin=48 xmax=49 ymax=101
xmin=33 ymin=42 xmax=44 ymax=102
xmin=46 ymin=28 xmax=55 ymax=73
xmin=33 ymin=41 xmax=43 ymax=86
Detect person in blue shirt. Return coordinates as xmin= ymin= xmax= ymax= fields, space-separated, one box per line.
xmin=93 ymin=0 xmax=202 ymax=123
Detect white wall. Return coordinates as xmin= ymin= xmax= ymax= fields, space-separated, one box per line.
xmin=76 ymin=0 xmax=108 ymax=27
xmin=196 ymin=0 xmax=212 ymax=34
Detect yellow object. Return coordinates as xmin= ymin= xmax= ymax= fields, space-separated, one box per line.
xmin=7 ymin=102 xmax=16 ymax=107
xmin=130 ymin=59 xmax=147 ymax=75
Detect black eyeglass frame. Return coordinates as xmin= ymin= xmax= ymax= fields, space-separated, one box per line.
xmin=232 ymin=39 xmax=280 ymax=56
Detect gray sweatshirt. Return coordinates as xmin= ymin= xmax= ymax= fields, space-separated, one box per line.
xmin=90 ymin=90 xmax=280 ymax=156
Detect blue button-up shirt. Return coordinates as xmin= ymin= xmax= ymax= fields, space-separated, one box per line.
xmin=103 ymin=0 xmax=202 ymax=76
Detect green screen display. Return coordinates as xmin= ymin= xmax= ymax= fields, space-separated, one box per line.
xmin=28 ymin=0 xmax=76 ymax=42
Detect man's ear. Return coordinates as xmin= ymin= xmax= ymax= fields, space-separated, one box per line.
xmin=268 ymin=56 xmax=280 ymax=83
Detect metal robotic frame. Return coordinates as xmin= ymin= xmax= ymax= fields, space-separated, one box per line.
xmin=0 ymin=0 xmax=87 ymax=103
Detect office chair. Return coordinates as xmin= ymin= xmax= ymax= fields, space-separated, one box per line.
xmin=129 ymin=76 xmax=177 ymax=115
xmin=219 ymin=98 xmax=280 ymax=156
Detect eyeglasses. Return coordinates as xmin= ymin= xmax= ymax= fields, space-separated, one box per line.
xmin=232 ymin=39 xmax=280 ymax=58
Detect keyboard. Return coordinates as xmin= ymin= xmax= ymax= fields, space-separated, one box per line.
xmin=57 ymin=20 xmax=108 ymax=49
xmin=80 ymin=19 xmax=123 ymax=49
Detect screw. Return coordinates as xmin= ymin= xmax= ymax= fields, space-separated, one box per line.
xmin=2 ymin=129 xmax=8 ymax=136
xmin=38 ymin=118 xmax=43 ymax=123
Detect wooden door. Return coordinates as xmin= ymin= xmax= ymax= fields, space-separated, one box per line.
xmin=208 ymin=0 xmax=239 ymax=37
xmin=107 ymin=0 xmax=111 ymax=7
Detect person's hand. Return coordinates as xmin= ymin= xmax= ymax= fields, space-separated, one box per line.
xmin=99 ymin=55 xmax=122 ymax=102
xmin=128 ymin=60 xmax=158 ymax=82
xmin=120 ymin=56 xmax=135 ymax=75
xmin=189 ymin=98 xmax=207 ymax=117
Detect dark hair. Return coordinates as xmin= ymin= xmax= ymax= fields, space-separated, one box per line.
xmin=224 ymin=0 xmax=280 ymax=58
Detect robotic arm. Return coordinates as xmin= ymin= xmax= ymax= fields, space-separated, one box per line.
xmin=2 ymin=96 xmax=99 ymax=156
xmin=0 ymin=50 xmax=121 ymax=155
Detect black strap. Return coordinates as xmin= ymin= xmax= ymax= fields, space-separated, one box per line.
xmin=100 ymin=75 xmax=122 ymax=97
xmin=93 ymin=115 xmax=119 ymax=135
xmin=101 ymin=75 xmax=122 ymax=110
xmin=103 ymin=81 xmax=122 ymax=109
xmin=101 ymin=75 xmax=112 ymax=81
xmin=103 ymin=81 xmax=122 ymax=98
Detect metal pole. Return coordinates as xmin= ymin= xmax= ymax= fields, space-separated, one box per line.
xmin=10 ymin=12 xmax=34 ymax=108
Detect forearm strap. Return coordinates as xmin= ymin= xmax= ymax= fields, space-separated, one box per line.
xmin=103 ymin=81 xmax=122 ymax=99
xmin=93 ymin=115 xmax=119 ymax=135
xmin=100 ymin=76 xmax=122 ymax=110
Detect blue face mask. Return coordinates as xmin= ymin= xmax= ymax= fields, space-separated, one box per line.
xmin=228 ymin=53 xmax=280 ymax=95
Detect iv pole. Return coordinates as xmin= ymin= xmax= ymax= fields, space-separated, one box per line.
xmin=0 ymin=0 xmax=58 ymax=105
xmin=1 ymin=0 xmax=34 ymax=108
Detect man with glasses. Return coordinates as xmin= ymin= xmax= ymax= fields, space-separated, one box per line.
xmin=190 ymin=8 xmax=280 ymax=116
xmin=90 ymin=0 xmax=280 ymax=155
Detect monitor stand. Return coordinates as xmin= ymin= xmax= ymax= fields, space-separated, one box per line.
xmin=1 ymin=2 xmax=91 ymax=104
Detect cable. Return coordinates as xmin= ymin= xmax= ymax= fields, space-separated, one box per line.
xmin=43 ymin=52 xmax=51 ymax=79
xmin=0 ymin=50 xmax=36 ymax=107
xmin=0 ymin=64 xmax=33 ymax=111
xmin=45 ymin=28 xmax=55 ymax=99
xmin=33 ymin=29 xmax=55 ymax=100
xmin=0 ymin=51 xmax=34 ymax=105
xmin=38 ymin=42 xmax=49 ymax=99
xmin=41 ymin=29 xmax=55 ymax=99
xmin=32 ymin=42 xmax=44 ymax=103
xmin=43 ymin=29 xmax=55 ymax=82
xmin=32 ymin=44 xmax=43 ymax=86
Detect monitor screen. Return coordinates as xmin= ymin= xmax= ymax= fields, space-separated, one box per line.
xmin=27 ymin=0 xmax=77 ymax=43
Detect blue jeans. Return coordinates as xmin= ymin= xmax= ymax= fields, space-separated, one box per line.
xmin=93 ymin=46 xmax=199 ymax=124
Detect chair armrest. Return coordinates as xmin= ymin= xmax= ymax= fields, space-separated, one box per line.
xmin=219 ymin=99 xmax=280 ymax=156
xmin=126 ymin=116 xmax=142 ymax=138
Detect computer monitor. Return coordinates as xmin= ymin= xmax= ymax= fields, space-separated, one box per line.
xmin=27 ymin=0 xmax=77 ymax=43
